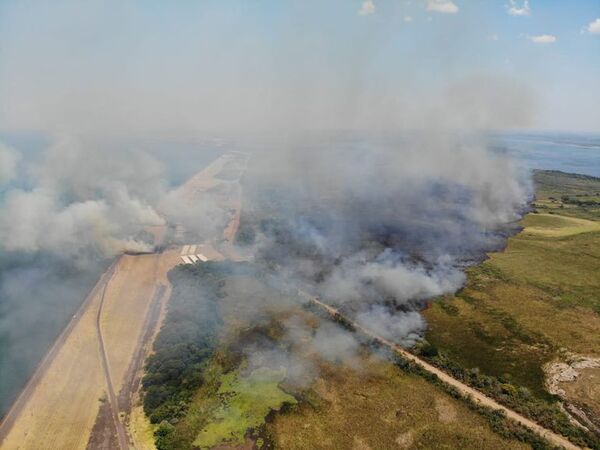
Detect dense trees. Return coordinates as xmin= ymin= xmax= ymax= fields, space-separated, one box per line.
xmin=142 ymin=262 xmax=235 ymax=424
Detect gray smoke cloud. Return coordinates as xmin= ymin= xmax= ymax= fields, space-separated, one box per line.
xmin=0 ymin=1 xmax=539 ymax=414
xmin=0 ymin=143 xmax=20 ymax=186
xmin=240 ymin=130 xmax=531 ymax=350
xmin=0 ymin=137 xmax=166 ymax=258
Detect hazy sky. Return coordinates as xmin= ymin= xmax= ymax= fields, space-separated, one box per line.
xmin=0 ymin=0 xmax=599 ymax=134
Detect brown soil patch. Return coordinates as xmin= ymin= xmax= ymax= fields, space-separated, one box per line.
xmin=395 ymin=431 xmax=414 ymax=448
xmin=435 ymin=397 xmax=457 ymax=424
xmin=546 ymin=355 xmax=600 ymax=433
xmin=86 ymin=397 xmax=120 ymax=450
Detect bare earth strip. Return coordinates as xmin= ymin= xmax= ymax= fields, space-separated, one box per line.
xmin=303 ymin=294 xmax=582 ymax=450
xmin=0 ymin=261 xmax=119 ymax=450
xmin=95 ymin=267 xmax=130 ymax=450
xmin=0 ymin=251 xmax=181 ymax=450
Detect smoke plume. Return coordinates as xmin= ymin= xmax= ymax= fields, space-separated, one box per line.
xmin=0 ymin=0 xmax=537 ymax=413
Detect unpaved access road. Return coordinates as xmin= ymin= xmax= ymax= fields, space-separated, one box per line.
xmin=0 ymin=258 xmax=119 ymax=448
xmin=304 ymin=294 xmax=582 ymax=450
xmin=0 ymin=153 xmax=245 ymax=450
xmin=0 ymin=251 xmax=181 ymax=450
xmin=95 ymin=268 xmax=130 ymax=450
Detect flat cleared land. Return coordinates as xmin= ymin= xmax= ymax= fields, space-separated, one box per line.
xmin=0 ymin=250 xmax=182 ymax=450
xmin=0 ymin=267 xmax=110 ymax=449
xmin=102 ymin=254 xmax=161 ymax=396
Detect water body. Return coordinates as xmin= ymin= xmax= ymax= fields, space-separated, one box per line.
xmin=0 ymin=133 xmax=224 ymax=416
xmin=490 ymin=132 xmax=600 ymax=178
xmin=0 ymin=131 xmax=599 ymax=417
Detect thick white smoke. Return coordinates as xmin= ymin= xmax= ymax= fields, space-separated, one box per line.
xmin=0 ymin=137 xmax=166 ymax=259
xmin=0 ymin=2 xmax=538 ymax=393
xmin=241 ymin=131 xmax=532 ymax=348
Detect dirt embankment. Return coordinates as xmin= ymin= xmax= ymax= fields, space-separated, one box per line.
xmin=545 ymin=355 xmax=600 ymax=435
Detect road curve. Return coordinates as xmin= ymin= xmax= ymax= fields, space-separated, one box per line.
xmin=95 ymin=260 xmax=130 ymax=450
xmin=303 ymin=293 xmax=581 ymax=450
xmin=0 ymin=258 xmax=119 ymax=445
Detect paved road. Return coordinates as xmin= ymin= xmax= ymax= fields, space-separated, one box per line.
xmin=303 ymin=293 xmax=581 ymax=450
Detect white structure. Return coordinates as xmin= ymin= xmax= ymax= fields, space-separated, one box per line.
xmin=179 ymin=244 xmax=212 ymax=264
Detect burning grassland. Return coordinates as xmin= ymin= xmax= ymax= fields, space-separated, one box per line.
xmin=423 ymin=170 xmax=600 ymax=447
xmin=141 ymin=260 xmax=535 ymax=450
xmin=235 ymin=134 xmax=530 ymax=349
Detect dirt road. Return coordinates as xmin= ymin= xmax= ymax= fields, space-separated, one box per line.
xmin=95 ymin=269 xmax=130 ymax=450
xmin=304 ymin=294 xmax=582 ymax=450
xmin=0 ymin=154 xmax=244 ymax=449
xmin=0 ymin=252 xmax=181 ymax=450
xmin=0 ymin=258 xmax=119 ymax=446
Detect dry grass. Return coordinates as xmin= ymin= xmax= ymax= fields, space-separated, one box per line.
xmin=269 ymin=358 xmax=530 ymax=450
xmin=1 ymin=290 xmax=105 ymax=450
xmin=522 ymin=213 xmax=600 ymax=237
xmin=425 ymin=170 xmax=600 ymax=395
xmin=101 ymin=254 xmax=160 ymax=394
xmin=2 ymin=251 xmax=181 ymax=450
xmin=129 ymin=401 xmax=157 ymax=450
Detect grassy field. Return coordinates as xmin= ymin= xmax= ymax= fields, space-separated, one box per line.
xmin=154 ymin=328 xmax=533 ymax=450
xmin=425 ymin=169 xmax=600 ymax=399
xmin=141 ymin=170 xmax=600 ymax=449
xmin=147 ymin=266 xmax=536 ymax=450
xmin=531 ymin=170 xmax=600 ymax=221
xmin=268 ymin=357 xmax=530 ymax=450
xmin=192 ymin=367 xmax=296 ymax=449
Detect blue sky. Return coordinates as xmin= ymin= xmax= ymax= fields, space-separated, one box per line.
xmin=0 ymin=0 xmax=598 ymax=133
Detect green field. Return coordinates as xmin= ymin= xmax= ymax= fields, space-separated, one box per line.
xmin=147 ymin=267 xmax=537 ymax=450
xmin=425 ymin=170 xmax=600 ymax=394
xmin=424 ymin=170 xmax=600 ymax=448
xmin=192 ymin=367 xmax=296 ymax=449
xmin=146 ymin=170 xmax=600 ymax=449
xmin=268 ymin=356 xmax=531 ymax=450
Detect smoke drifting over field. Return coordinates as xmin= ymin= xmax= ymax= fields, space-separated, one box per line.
xmin=0 ymin=0 xmax=537 ymax=414
xmin=240 ymin=132 xmax=531 ymax=353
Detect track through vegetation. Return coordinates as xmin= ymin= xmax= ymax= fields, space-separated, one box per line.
xmin=95 ymin=260 xmax=130 ymax=450
xmin=304 ymin=293 xmax=581 ymax=450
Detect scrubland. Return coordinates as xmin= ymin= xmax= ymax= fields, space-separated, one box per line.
xmin=424 ymin=170 xmax=600 ymax=447
xmin=143 ymin=263 xmax=536 ymax=450
xmin=138 ymin=170 xmax=600 ymax=450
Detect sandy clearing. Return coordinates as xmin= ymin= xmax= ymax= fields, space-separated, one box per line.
xmin=101 ymin=254 xmax=160 ymax=398
xmin=0 ymin=251 xmax=181 ymax=450
xmin=0 ymin=270 xmax=110 ymax=450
